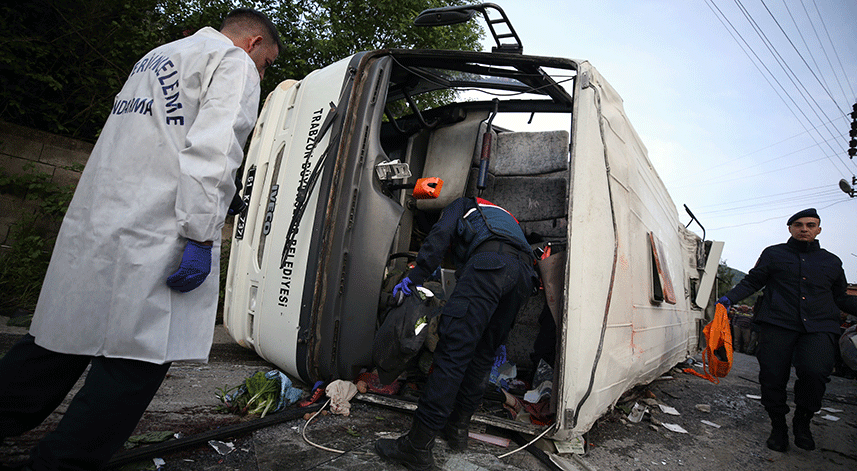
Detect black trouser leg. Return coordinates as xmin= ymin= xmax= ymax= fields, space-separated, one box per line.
xmin=29 ymin=356 xmax=171 ymax=471
xmin=453 ymin=279 xmax=528 ymax=417
xmin=415 ymin=254 xmax=531 ymax=431
xmin=792 ymin=331 xmax=836 ymax=413
xmin=0 ymin=334 xmax=90 ymax=438
xmin=756 ymin=324 xmax=799 ymax=417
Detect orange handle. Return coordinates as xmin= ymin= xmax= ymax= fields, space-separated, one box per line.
xmin=413 ymin=177 xmax=443 ymax=199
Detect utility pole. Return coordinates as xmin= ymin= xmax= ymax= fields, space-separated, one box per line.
xmin=838 ymin=103 xmax=857 ymax=197
xmin=849 ymin=102 xmax=857 ymax=158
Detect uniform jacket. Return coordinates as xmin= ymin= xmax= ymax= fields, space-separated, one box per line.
xmin=30 ymin=27 xmax=260 ymax=363
xmin=725 ymin=237 xmax=857 ymax=334
xmin=408 ymin=196 xmax=531 ymax=286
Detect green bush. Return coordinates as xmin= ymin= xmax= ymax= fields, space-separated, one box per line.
xmin=0 ymin=164 xmax=77 ymax=313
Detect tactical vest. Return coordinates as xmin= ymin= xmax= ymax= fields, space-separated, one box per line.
xmin=454 ymin=197 xmax=530 ymax=263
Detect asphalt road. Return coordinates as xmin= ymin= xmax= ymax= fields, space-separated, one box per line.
xmin=2 ymin=321 xmax=855 ymax=471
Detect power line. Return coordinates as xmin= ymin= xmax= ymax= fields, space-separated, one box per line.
xmin=733 ymin=0 xmax=850 ymax=174
xmin=710 ymin=0 xmax=832 ymax=170
xmin=807 ymin=0 xmax=856 ymax=105
xmin=666 ymin=115 xmax=848 ymax=182
xmin=761 ymin=0 xmax=840 ymax=109
xmin=673 ymin=151 xmax=834 ymax=189
xmin=780 ymin=0 xmax=832 ymax=106
xmin=699 ymin=189 xmax=842 ymax=217
xmin=705 ymin=0 xmax=856 ymax=180
xmin=693 ymin=184 xmax=835 ymax=209
xmin=710 ymin=197 xmax=854 ymax=230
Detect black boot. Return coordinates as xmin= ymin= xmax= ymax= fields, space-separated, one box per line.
xmin=375 ymin=418 xmax=436 ymax=471
xmin=792 ymin=408 xmax=815 ymax=450
xmin=766 ymin=413 xmax=789 ymax=452
xmin=440 ymin=408 xmax=472 ymax=452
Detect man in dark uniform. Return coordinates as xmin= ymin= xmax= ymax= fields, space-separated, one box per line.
xmin=718 ymin=208 xmax=857 ymax=452
xmin=375 ymin=196 xmax=536 ymax=470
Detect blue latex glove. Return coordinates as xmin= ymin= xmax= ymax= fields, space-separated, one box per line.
xmin=717 ymin=296 xmax=731 ymax=310
xmin=393 ymin=276 xmax=414 ymax=298
xmin=166 ymin=240 xmax=212 ymax=293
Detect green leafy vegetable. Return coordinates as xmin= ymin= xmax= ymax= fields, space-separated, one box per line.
xmin=216 ymin=371 xmax=280 ymax=417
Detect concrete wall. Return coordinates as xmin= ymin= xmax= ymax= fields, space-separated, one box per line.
xmin=0 ymin=120 xmax=236 ymax=248
xmin=0 ymin=121 xmax=93 ymax=247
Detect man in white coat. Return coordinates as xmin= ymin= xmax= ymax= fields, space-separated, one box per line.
xmin=0 ymin=8 xmax=280 ymax=471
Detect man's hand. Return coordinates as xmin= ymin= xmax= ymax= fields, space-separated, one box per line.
xmin=717 ymin=296 xmax=732 ymax=310
xmin=166 ymin=240 xmax=212 ymax=293
xmin=393 ymin=276 xmax=414 ymax=298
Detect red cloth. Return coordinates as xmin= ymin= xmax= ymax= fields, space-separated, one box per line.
xmin=356 ymin=371 xmax=402 ymax=395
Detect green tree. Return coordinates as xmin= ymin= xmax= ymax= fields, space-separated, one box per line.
xmin=0 ymin=0 xmax=483 ymax=143
xmin=717 ymin=261 xmax=761 ymax=308
xmin=0 ymin=0 xmax=483 ymax=313
xmin=0 ymin=0 xmax=171 ymax=140
xmin=716 ymin=260 xmax=734 ymax=299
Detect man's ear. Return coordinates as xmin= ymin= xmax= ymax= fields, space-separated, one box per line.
xmin=248 ymin=35 xmax=264 ymax=52
xmin=234 ymin=35 xmax=263 ymax=54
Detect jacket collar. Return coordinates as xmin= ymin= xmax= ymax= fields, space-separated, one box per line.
xmin=787 ymin=237 xmax=820 ymax=253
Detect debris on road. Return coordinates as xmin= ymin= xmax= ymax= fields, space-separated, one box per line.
xmin=662 ymin=423 xmax=688 ymax=434
xmin=468 ymin=431 xmax=510 ymax=448
xmin=124 ymin=431 xmax=175 ymax=449
xmin=216 ymin=370 xmax=303 ymax=417
xmin=207 ymin=440 xmax=235 ymax=455
xmin=326 ymin=380 xmax=359 ymax=416
xmin=627 ymin=402 xmax=647 ymax=423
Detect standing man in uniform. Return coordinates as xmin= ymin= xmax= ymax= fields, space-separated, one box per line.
xmin=0 ymin=9 xmax=280 ymax=471
xmin=718 ymin=208 xmax=857 ymax=453
xmin=375 ymin=196 xmax=537 ymax=470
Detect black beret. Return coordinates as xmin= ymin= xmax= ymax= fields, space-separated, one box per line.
xmin=787 ymin=208 xmax=820 ymax=226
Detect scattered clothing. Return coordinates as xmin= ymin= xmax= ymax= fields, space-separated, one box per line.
xmin=326 ymin=380 xmax=358 ymax=416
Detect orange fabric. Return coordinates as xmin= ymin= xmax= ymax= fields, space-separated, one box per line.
xmin=684 ymin=303 xmax=733 ymax=384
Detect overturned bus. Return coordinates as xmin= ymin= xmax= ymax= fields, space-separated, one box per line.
xmin=223 ymin=3 xmax=723 ymax=441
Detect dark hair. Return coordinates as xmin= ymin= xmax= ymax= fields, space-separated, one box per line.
xmin=221 ymin=8 xmax=284 ymax=53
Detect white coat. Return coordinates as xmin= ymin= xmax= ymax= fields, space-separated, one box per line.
xmin=30 ymin=27 xmax=261 ymax=364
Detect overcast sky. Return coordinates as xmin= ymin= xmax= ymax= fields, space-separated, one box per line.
xmin=478 ymin=0 xmax=857 ymax=280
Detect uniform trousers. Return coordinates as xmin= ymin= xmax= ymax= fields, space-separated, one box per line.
xmin=755 ymin=323 xmax=836 ymax=417
xmin=414 ymin=251 xmax=533 ymax=431
xmin=0 ymin=334 xmax=171 ymax=471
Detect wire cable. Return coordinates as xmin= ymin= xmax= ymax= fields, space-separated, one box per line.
xmin=497 ymin=423 xmax=558 ymax=459
xmin=780 ymin=0 xmax=834 ymax=105
xmin=807 ymin=0 xmax=856 ymax=105
xmin=761 ymin=0 xmax=841 ymax=110
xmin=733 ymin=0 xmax=851 ymax=174
xmin=693 ymin=184 xmax=838 ymax=210
xmin=704 ymin=0 xmax=850 ymax=177
xmin=699 ymin=191 xmax=844 ymax=218
xmin=710 ymin=198 xmax=855 ymax=230
xmin=699 ymin=189 xmax=842 ymax=215
xmin=672 ymin=152 xmax=835 ymax=189
xmin=301 ymin=398 xmax=348 ymax=454
xmin=666 ymin=115 xmax=849 ymax=183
